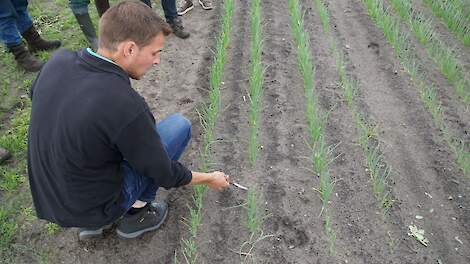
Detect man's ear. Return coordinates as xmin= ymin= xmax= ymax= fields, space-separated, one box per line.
xmin=122 ymin=41 xmax=137 ymax=58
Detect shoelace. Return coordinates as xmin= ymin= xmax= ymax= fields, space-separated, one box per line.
xmin=147 ymin=205 xmax=159 ymax=216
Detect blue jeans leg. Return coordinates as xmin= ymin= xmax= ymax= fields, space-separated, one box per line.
xmin=161 ymin=0 xmax=177 ymax=23
xmin=0 ymin=0 xmax=32 ymax=47
xmin=120 ymin=113 xmax=192 ymax=210
xmin=13 ymin=0 xmax=33 ymax=34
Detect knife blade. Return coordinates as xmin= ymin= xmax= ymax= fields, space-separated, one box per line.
xmin=230 ymin=181 xmax=248 ymax=191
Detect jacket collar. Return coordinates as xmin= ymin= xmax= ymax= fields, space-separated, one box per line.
xmin=77 ymin=48 xmax=130 ymax=82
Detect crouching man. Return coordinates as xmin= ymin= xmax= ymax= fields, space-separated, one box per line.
xmin=27 ymin=0 xmax=229 ymax=240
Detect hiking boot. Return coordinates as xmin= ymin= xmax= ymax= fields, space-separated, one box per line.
xmin=8 ymin=43 xmax=44 ymax=72
xmin=94 ymin=0 xmax=110 ymax=17
xmin=78 ymin=223 xmax=113 ymax=241
xmin=168 ymin=17 xmax=190 ymax=39
xmin=21 ymin=25 xmax=61 ymax=53
xmin=116 ymin=201 xmax=168 ymax=239
xmin=177 ymin=0 xmax=194 ymax=15
xmin=0 ymin=148 xmax=11 ymax=165
xmin=73 ymin=13 xmax=99 ymax=50
xmin=198 ymin=0 xmax=213 ymax=10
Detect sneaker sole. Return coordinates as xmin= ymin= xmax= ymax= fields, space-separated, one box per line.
xmin=177 ymin=5 xmax=194 ymax=15
xmin=79 ymin=223 xmax=113 ymax=240
xmin=116 ymin=208 xmax=168 ymax=239
xmin=198 ymin=0 xmax=213 ymax=10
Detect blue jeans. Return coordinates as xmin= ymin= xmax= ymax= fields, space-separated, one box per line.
xmin=119 ymin=113 xmax=191 ymax=211
xmin=69 ymin=0 xmax=177 ymax=23
xmin=0 ymin=0 xmax=33 ymax=47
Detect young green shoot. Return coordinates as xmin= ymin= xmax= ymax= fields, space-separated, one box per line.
xmin=240 ymin=188 xmax=272 ymax=264
xmin=288 ymin=0 xmax=336 ymax=252
xmin=248 ymin=0 xmax=264 ymax=166
xmin=390 ymin=0 xmax=470 ymax=106
xmin=180 ymin=0 xmax=234 ymax=262
xmin=423 ymin=0 xmax=470 ymax=46
xmin=313 ymin=0 xmax=395 ymax=215
xmin=361 ymin=0 xmax=470 ymax=179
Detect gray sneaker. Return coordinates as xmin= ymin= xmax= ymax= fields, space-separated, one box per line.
xmin=116 ymin=201 xmax=168 ymax=239
xmin=169 ymin=17 xmax=190 ymax=39
xmin=78 ymin=223 xmax=113 ymax=240
xmin=177 ymin=0 xmax=194 ymax=15
xmin=198 ymin=0 xmax=213 ymax=10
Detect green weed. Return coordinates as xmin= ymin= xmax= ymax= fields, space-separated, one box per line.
xmin=20 ymin=206 xmax=36 ymax=224
xmin=45 ymin=223 xmax=60 ymax=235
xmin=0 ymin=166 xmax=25 ymax=191
xmin=0 ymin=209 xmax=17 ymax=253
xmin=0 ymin=106 xmax=30 ymax=157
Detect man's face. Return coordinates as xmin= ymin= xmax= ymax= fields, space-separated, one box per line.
xmin=126 ymin=33 xmax=165 ymax=80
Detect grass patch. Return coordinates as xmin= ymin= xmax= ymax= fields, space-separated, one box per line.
xmin=0 ymin=105 xmax=30 ymax=157
xmin=0 ymin=208 xmax=18 ymax=252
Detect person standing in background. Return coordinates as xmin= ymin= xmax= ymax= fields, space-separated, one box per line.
xmin=0 ymin=0 xmax=61 ymax=72
xmin=177 ymin=0 xmax=213 ymax=16
xmin=70 ymin=0 xmax=190 ymax=51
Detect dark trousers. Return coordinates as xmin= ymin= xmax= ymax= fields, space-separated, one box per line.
xmin=69 ymin=0 xmax=177 ymax=23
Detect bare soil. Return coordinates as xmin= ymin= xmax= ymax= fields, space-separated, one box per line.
xmin=11 ymin=0 xmax=470 ymax=263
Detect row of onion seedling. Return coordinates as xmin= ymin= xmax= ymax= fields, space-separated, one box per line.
xmin=313 ymin=0 xmax=395 ymax=215
xmin=178 ymin=0 xmax=234 ymax=262
xmin=288 ymin=0 xmax=336 ymax=254
xmin=362 ymin=0 xmax=470 ymax=177
xmin=389 ymin=0 xmax=470 ymax=106
xmin=423 ymin=0 xmax=470 ymax=47
xmin=240 ymin=0 xmax=272 ymax=262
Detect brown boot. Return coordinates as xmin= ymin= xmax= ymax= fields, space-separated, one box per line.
xmin=94 ymin=0 xmax=110 ymax=17
xmin=8 ymin=43 xmax=44 ymax=72
xmin=0 ymin=147 xmax=11 ymax=165
xmin=21 ymin=25 xmax=61 ymax=53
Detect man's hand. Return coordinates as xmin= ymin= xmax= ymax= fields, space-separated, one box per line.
xmin=206 ymin=171 xmax=230 ymax=190
xmin=189 ymin=171 xmax=230 ymax=190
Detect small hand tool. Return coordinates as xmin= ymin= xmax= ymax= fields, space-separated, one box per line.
xmin=230 ymin=181 xmax=248 ymax=191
